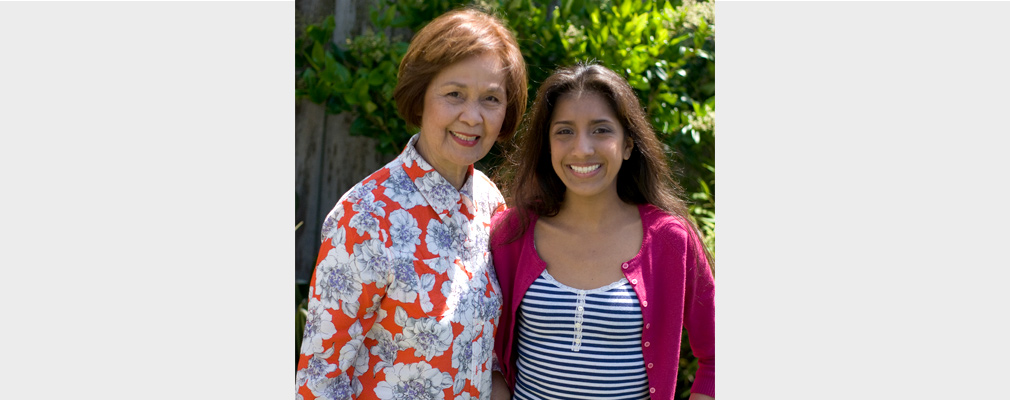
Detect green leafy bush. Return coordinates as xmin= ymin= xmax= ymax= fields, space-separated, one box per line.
xmin=296 ymin=12 xmax=412 ymax=154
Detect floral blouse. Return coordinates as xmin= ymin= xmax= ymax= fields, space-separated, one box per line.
xmin=297 ymin=134 xmax=506 ymax=400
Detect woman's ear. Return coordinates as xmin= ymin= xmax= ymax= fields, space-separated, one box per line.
xmin=623 ymin=136 xmax=634 ymax=160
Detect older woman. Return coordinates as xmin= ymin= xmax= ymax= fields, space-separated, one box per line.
xmin=296 ymin=8 xmax=527 ymax=400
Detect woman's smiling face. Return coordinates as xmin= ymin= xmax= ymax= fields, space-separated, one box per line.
xmin=548 ymin=91 xmax=634 ymax=201
xmin=414 ymin=52 xmax=508 ymax=188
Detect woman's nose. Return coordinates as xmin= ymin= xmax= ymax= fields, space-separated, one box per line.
xmin=459 ymin=102 xmax=482 ymax=126
xmin=572 ymin=132 xmax=594 ymax=155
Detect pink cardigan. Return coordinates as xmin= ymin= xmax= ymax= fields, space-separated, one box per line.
xmin=490 ymin=204 xmax=715 ymax=399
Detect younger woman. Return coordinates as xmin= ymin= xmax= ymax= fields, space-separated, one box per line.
xmin=490 ymin=64 xmax=714 ymax=400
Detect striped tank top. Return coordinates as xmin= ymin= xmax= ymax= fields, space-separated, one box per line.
xmin=513 ymin=270 xmax=649 ymax=400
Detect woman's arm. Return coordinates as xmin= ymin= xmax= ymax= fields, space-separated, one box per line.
xmin=491 ymin=371 xmax=512 ymax=400
xmin=682 ymin=226 xmax=716 ymax=398
xmin=296 ymin=203 xmax=391 ymax=399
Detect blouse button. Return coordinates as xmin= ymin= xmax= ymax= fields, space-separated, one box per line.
xmin=648 ymin=363 xmax=654 ymax=369
xmin=650 ymin=388 xmax=656 ymax=394
xmin=622 ymin=262 xmax=629 ymax=269
xmin=644 ymin=341 xmax=651 ymax=347
xmin=631 ymin=278 xmax=638 ymax=284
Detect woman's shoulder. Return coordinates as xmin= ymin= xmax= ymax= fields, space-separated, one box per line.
xmin=490 ymin=207 xmax=521 ymax=235
xmin=471 ymin=168 xmax=495 ymax=187
xmin=490 ymin=207 xmax=534 ymax=247
xmin=336 ymin=166 xmax=395 ymax=205
xmin=470 ymin=168 xmax=506 ymax=206
xmin=640 ymin=203 xmax=691 ymax=240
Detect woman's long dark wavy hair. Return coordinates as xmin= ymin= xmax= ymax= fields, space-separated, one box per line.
xmin=495 ymin=63 xmax=712 ymax=267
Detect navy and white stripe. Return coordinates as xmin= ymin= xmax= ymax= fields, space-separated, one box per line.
xmin=513 ymin=270 xmax=649 ymax=400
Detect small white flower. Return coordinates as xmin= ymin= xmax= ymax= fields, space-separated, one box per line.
xmin=348 ymin=191 xmax=386 ymax=238
xmin=425 ymin=218 xmax=464 ymax=258
xmin=423 ymin=255 xmax=456 ymax=275
xmin=345 ymin=180 xmax=379 ymax=203
xmin=416 ymin=273 xmax=436 ymax=313
xmin=417 ymin=172 xmax=460 ymax=216
xmin=338 ymin=322 xmax=369 ymax=376
xmin=374 ymin=362 xmax=452 ymax=400
xmin=309 ymin=373 xmax=355 ymax=400
xmin=388 ymin=209 xmax=423 ymax=256
xmin=301 ymin=298 xmax=337 ymax=356
xmin=394 ymin=310 xmax=454 ymax=361
xmin=387 ymin=256 xmax=421 ymax=304
xmin=320 ymin=206 xmax=346 ymax=243
xmin=383 ymin=167 xmax=425 ymax=209
xmin=367 ymin=326 xmax=398 ymax=376
xmin=314 ymin=247 xmax=361 ymax=314
xmin=297 ymin=346 xmax=336 ymax=390
xmin=353 ymin=239 xmax=391 ymax=286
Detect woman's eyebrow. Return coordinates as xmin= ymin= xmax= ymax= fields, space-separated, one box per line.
xmin=439 ymin=81 xmax=505 ymax=93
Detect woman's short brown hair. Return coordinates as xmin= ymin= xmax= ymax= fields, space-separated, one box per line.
xmin=393 ymin=8 xmax=528 ymax=141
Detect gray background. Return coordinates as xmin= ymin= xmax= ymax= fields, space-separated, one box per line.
xmin=1 ymin=1 xmax=1007 ymax=398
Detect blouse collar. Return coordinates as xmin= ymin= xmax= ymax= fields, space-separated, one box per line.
xmin=397 ymin=134 xmax=476 ymax=220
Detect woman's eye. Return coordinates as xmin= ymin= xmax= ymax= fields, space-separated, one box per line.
xmin=446 ymin=91 xmax=462 ymax=98
xmin=554 ymin=128 xmax=573 ymax=135
xmin=484 ymin=95 xmax=501 ymax=103
xmin=593 ymin=126 xmax=613 ymax=134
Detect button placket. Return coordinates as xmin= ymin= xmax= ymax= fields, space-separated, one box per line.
xmin=571 ymin=290 xmax=587 ymax=352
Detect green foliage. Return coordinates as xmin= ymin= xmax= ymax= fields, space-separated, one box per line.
xmin=296 ymin=14 xmax=413 ymax=154
xmin=296 ymin=1 xmax=714 ymax=395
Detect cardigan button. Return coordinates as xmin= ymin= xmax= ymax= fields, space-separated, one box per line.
xmin=650 ymin=388 xmax=656 ymax=394
xmin=622 ymin=263 xmax=629 ymax=269
xmin=642 ymin=300 xmax=648 ymax=307
xmin=645 ymin=323 xmax=651 ymax=329
xmin=648 ymin=363 xmax=654 ymax=369
xmin=644 ymin=341 xmax=651 ymax=347
xmin=631 ymin=278 xmax=638 ymax=284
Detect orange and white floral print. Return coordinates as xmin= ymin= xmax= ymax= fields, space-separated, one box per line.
xmin=297 ymin=134 xmax=505 ymax=400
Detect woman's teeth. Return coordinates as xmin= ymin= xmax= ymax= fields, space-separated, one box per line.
xmin=451 ymin=131 xmax=477 ymax=142
xmin=570 ymin=164 xmax=600 ymax=173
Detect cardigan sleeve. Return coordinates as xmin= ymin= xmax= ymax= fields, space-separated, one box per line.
xmin=682 ymin=225 xmax=715 ymax=397
xmin=488 ymin=208 xmax=525 ymax=390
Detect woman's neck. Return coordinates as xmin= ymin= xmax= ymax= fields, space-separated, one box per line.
xmin=413 ymin=140 xmax=467 ymax=190
xmin=553 ymin=193 xmax=639 ymax=233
